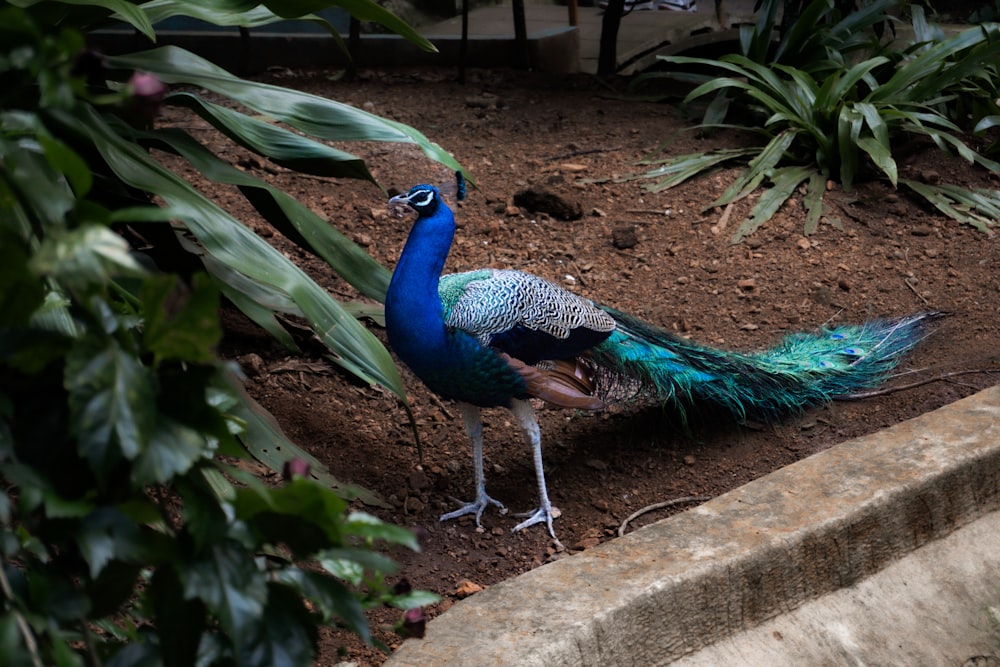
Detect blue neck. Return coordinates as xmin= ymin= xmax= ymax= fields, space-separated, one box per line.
xmin=385 ymin=202 xmax=455 ymax=375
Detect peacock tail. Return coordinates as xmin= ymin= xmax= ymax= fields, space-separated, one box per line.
xmin=588 ymin=307 xmax=938 ymax=421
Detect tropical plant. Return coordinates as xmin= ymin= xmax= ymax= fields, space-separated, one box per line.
xmin=1 ymin=0 xmax=453 ymax=663
xmin=626 ymin=0 xmax=1000 ymax=242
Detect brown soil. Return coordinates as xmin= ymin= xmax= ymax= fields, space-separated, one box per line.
xmin=179 ymin=67 xmax=999 ymax=664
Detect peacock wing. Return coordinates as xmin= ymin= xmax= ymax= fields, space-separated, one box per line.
xmin=439 ymin=269 xmax=615 ymax=365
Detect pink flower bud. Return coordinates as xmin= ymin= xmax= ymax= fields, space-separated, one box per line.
xmin=400 ymin=607 xmax=426 ymax=638
xmin=281 ymin=458 xmax=311 ymax=482
xmin=129 ymin=71 xmax=167 ymax=119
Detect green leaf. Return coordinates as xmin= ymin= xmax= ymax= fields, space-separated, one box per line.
xmin=273 ymin=568 xmax=369 ymax=642
xmin=391 ymin=589 xmax=441 ymax=610
xmin=133 ymin=416 xmax=211 ymax=485
xmin=856 ymin=136 xmax=897 ymax=185
xmin=65 ymin=337 xmax=157 ymax=480
xmin=901 ymin=178 xmax=1000 ymax=232
xmin=146 ymin=126 xmax=391 ymax=302
xmin=629 ymin=148 xmax=758 ymax=192
xmin=238 ymin=583 xmax=317 ymax=667
xmin=180 ymin=539 xmax=269 ymax=643
xmin=234 ymin=477 xmax=350 ymax=552
xmin=148 ymin=566 xmax=205 ymax=667
xmin=731 ymin=165 xmax=814 ymax=243
xmin=0 ymin=234 xmax=45 ymax=326
xmin=75 ymin=508 xmax=147 ymax=578
xmin=802 ymin=170 xmax=827 ymax=236
xmin=106 ymin=47 xmax=458 ymax=172
xmin=1 ymin=136 xmax=76 ymax=226
xmin=165 ymin=92 xmax=376 ymax=181
xmin=343 ymin=511 xmax=419 ymax=550
xmin=54 ymin=105 xmax=407 ymax=403
xmin=31 ymin=224 xmax=148 ymax=286
xmin=141 ymin=273 xmax=222 ymax=364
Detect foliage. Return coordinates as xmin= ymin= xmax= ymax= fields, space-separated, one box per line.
xmin=1 ymin=1 xmax=449 ymax=663
xmin=626 ymin=0 xmax=1000 ymax=242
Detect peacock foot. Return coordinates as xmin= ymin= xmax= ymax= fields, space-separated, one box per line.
xmin=440 ymin=493 xmax=507 ymax=528
xmin=512 ymin=505 xmax=562 ymax=542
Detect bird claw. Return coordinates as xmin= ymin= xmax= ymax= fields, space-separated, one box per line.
xmin=512 ymin=505 xmax=562 ymax=542
xmin=440 ymin=494 xmax=507 ymax=528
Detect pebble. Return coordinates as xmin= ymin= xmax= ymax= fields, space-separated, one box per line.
xmin=404 ymin=496 xmax=425 ymax=513
xmin=240 ymin=353 xmax=265 ymax=377
xmin=585 ymin=459 xmax=608 ymax=471
xmin=408 ymin=470 xmax=430 ymax=491
xmin=455 ymin=580 xmax=483 ymax=598
xmin=612 ymin=225 xmax=638 ymax=249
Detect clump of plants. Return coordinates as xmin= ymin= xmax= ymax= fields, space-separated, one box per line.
xmin=628 ymin=0 xmax=1000 ymax=242
xmin=1 ymin=1 xmax=457 ymax=663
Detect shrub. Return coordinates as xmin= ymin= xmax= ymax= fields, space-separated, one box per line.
xmin=627 ymin=0 xmax=1000 ymax=242
xmin=1 ymin=1 xmax=451 ymax=663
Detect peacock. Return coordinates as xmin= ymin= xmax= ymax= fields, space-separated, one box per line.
xmin=385 ymin=182 xmax=936 ymax=543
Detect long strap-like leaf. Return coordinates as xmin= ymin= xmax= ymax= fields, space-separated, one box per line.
xmin=56 ymin=104 xmax=407 ymax=403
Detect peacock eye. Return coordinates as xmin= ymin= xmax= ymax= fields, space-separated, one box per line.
xmin=411 ymin=189 xmax=436 ymax=208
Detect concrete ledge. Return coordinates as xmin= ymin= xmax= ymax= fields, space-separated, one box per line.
xmin=387 ymin=386 xmax=1000 ymax=666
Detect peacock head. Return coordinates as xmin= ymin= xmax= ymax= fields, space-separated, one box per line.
xmin=389 ymin=184 xmax=441 ymax=218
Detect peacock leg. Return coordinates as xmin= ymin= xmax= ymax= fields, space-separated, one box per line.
xmin=509 ymin=399 xmax=563 ymax=546
xmin=440 ymin=402 xmax=507 ymax=527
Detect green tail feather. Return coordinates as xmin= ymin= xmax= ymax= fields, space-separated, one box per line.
xmin=590 ymin=308 xmax=939 ymax=421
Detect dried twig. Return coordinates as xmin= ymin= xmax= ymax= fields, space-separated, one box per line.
xmin=544 ymin=147 xmax=621 ymax=161
xmin=903 ymin=276 xmax=930 ymax=306
xmin=838 ymin=368 xmax=1000 ymax=400
xmin=618 ymin=495 xmax=711 ymax=537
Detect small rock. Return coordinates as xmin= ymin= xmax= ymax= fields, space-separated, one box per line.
xmin=911 ymin=224 xmax=933 ymax=236
xmin=408 ymin=470 xmax=430 ymax=491
xmin=737 ymin=278 xmax=756 ymax=291
xmin=683 ymin=454 xmax=696 ymax=465
xmin=925 ymin=247 xmax=939 ymax=258
xmin=585 ymin=459 xmax=608 ymax=471
xmin=591 ymin=207 xmax=607 ymax=217
xmin=796 ymin=238 xmax=811 ymax=250
xmin=838 ymin=279 xmax=851 ymax=292
xmin=512 ymin=188 xmax=582 ymax=221
xmin=592 ymin=498 xmax=609 ymax=512
xmin=919 ymin=169 xmax=941 ymax=184
xmin=612 ymin=226 xmax=638 ymax=249
xmin=811 ymin=285 xmax=832 ymax=306
xmin=455 ymin=580 xmax=483 ymax=598
xmin=573 ymin=528 xmax=602 ymax=550
xmin=404 ymin=496 xmax=425 ymax=513
xmin=240 ymin=353 xmax=265 ymax=377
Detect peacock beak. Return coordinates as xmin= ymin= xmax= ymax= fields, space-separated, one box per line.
xmin=388 ymin=192 xmax=413 ymax=217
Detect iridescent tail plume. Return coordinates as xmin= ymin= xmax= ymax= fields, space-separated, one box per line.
xmin=590 ymin=309 xmax=940 ymax=420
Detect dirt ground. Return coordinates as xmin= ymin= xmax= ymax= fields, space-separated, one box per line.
xmin=181 ymin=66 xmax=1000 ymax=664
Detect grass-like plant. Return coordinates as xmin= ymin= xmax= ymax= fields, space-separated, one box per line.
xmin=628 ymin=0 xmax=1000 ymax=242
xmin=1 ymin=1 xmax=454 ymax=663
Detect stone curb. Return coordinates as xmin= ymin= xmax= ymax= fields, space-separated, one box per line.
xmin=387 ymin=386 xmax=1000 ymax=666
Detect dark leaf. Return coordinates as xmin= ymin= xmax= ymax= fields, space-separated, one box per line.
xmin=179 ymin=540 xmax=268 ymax=643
